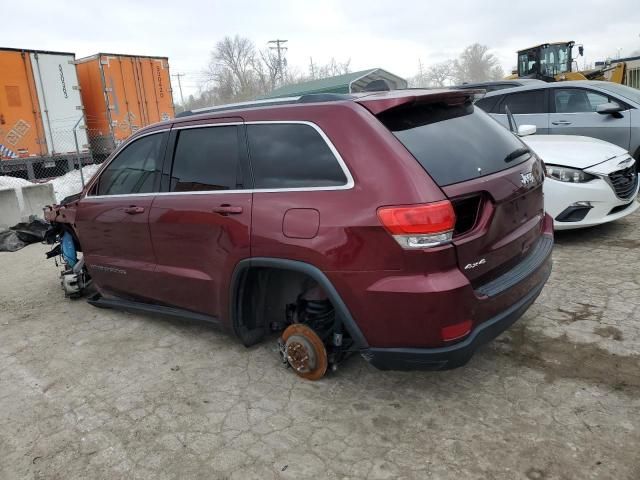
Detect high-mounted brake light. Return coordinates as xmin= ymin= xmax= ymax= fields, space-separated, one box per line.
xmin=377 ymin=201 xmax=456 ymax=249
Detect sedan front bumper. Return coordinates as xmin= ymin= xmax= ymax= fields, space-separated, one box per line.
xmin=544 ymin=175 xmax=639 ymax=230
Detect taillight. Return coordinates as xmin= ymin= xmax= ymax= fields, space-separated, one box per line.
xmin=377 ymin=201 xmax=456 ymax=249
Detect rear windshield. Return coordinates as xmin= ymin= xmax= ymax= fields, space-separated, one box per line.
xmin=378 ymin=102 xmax=529 ymax=186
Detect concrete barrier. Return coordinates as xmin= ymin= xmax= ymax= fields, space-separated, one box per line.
xmin=21 ymin=183 xmax=55 ymax=220
xmin=0 ymin=189 xmax=22 ymax=228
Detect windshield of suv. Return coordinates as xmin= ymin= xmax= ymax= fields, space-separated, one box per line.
xmin=595 ymin=82 xmax=640 ymax=105
xmin=378 ymin=102 xmax=529 ymax=186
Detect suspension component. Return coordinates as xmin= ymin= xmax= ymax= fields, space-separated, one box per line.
xmin=280 ymin=323 xmax=328 ymax=381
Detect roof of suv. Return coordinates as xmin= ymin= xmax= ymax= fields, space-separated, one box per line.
xmin=170 ymin=88 xmax=482 ymax=124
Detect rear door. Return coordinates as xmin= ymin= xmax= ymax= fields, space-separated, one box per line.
xmin=76 ymin=130 xmax=168 ymax=300
xmin=548 ymin=87 xmax=631 ymax=150
xmin=490 ymin=89 xmax=550 ymax=134
xmin=148 ymin=118 xmax=252 ymax=318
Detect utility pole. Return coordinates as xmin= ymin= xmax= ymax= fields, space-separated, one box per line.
xmin=268 ymin=39 xmax=288 ymax=83
xmin=172 ymin=73 xmax=185 ymax=105
xmin=309 ymin=57 xmax=316 ymax=79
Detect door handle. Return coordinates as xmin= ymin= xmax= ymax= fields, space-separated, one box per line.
xmin=212 ymin=205 xmax=243 ymax=215
xmin=124 ymin=206 xmax=145 ymax=214
xmin=552 ymin=120 xmax=572 ymax=125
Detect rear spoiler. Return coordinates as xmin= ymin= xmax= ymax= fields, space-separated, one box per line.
xmin=354 ymin=89 xmax=484 ymax=115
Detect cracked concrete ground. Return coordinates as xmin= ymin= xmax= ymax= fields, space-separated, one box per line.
xmin=1 ymin=213 xmax=639 ymax=480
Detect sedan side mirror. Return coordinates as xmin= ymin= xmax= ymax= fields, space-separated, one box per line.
xmin=517 ymin=125 xmax=537 ymax=137
xmin=596 ymin=102 xmax=624 ymax=117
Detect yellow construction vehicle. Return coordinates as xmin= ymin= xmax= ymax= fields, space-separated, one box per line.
xmin=507 ymin=41 xmax=626 ymax=84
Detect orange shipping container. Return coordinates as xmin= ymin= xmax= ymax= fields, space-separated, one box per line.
xmin=1 ymin=48 xmax=89 ymax=164
xmin=0 ymin=49 xmax=45 ymax=159
xmin=76 ymin=53 xmax=175 ymax=155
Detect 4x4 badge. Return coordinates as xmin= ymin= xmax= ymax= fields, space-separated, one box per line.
xmin=520 ymin=171 xmax=534 ymax=186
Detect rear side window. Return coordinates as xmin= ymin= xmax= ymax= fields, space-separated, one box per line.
xmin=170 ymin=126 xmax=241 ymax=192
xmin=475 ymin=95 xmax=499 ymax=112
xmin=247 ymin=123 xmax=348 ymax=189
xmin=498 ymin=90 xmax=547 ymax=114
xmin=379 ymin=102 xmax=528 ymax=186
xmin=97 ymin=132 xmax=167 ymax=195
xmin=553 ymin=88 xmax=618 ymax=113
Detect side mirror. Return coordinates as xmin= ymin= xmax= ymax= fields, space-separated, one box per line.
xmin=517 ymin=125 xmax=537 ymax=137
xmin=578 ymin=45 xmax=584 ymax=57
xmin=596 ymin=102 xmax=624 ymax=117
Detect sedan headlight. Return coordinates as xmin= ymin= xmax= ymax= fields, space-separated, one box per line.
xmin=545 ymin=165 xmax=597 ymax=183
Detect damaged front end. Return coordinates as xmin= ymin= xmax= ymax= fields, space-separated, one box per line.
xmin=43 ymin=197 xmax=91 ymax=298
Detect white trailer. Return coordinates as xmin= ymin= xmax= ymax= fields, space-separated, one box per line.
xmin=29 ymin=51 xmax=89 ymax=156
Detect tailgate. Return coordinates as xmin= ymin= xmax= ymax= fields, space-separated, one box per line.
xmin=443 ymin=155 xmax=546 ymax=285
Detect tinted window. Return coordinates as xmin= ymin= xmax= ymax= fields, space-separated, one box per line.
xmin=379 ymin=103 xmax=528 ymax=186
xmin=498 ymin=90 xmax=547 ymax=114
xmin=247 ymin=124 xmax=347 ymax=189
xmin=170 ymin=126 xmax=240 ymax=192
xmin=97 ymin=132 xmax=166 ymax=195
xmin=554 ymin=88 xmax=617 ymax=113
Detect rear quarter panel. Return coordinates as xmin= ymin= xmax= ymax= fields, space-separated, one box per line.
xmin=246 ymin=102 xmax=447 ymax=272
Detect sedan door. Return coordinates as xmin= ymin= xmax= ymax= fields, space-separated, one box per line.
xmin=548 ymin=87 xmax=631 ymax=150
xmin=75 ymin=130 xmax=168 ymax=301
xmin=148 ymin=119 xmax=252 ymax=319
xmin=489 ymin=89 xmax=550 ymax=134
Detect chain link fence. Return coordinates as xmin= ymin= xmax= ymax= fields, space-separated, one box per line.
xmin=0 ymin=128 xmax=117 ymax=203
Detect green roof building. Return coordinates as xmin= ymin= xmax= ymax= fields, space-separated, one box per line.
xmin=260 ymin=68 xmax=408 ymax=99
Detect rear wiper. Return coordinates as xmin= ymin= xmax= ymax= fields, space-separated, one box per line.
xmin=504 ymin=147 xmax=530 ymax=163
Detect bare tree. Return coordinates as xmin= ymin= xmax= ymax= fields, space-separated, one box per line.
xmin=490 ymin=64 xmax=505 ymax=81
xmin=453 ymin=43 xmax=500 ymax=84
xmin=312 ymin=58 xmax=351 ymax=79
xmin=205 ymin=35 xmax=260 ymax=102
xmin=427 ymin=61 xmax=454 ymax=87
xmin=255 ymin=49 xmax=280 ymax=92
xmin=198 ymin=35 xmax=354 ymax=106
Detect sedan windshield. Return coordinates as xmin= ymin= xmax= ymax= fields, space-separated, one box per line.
xmin=596 ymin=83 xmax=640 ymax=105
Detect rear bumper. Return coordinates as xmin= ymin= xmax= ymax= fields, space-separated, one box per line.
xmin=361 ymin=262 xmax=551 ymax=370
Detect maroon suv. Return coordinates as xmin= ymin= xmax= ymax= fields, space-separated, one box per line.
xmin=45 ymin=89 xmax=553 ymax=379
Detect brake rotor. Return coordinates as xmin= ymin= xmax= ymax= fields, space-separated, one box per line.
xmin=281 ymin=323 xmax=328 ymax=381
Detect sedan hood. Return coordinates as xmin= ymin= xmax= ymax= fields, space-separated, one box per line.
xmin=521 ymin=135 xmax=629 ymax=169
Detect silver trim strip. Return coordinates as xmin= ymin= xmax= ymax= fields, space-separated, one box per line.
xmin=189 ymin=96 xmax=302 ymax=114
xmin=86 ymin=120 xmax=354 ymax=199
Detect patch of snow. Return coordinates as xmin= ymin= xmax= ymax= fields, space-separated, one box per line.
xmin=47 ymin=164 xmax=101 ymax=203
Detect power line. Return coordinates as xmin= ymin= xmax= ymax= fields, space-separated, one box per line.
xmin=268 ymin=39 xmax=288 ymax=83
xmin=172 ymin=73 xmax=186 ymax=104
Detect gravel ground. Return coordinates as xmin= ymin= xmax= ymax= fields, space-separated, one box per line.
xmin=1 ymin=213 xmax=639 ymax=479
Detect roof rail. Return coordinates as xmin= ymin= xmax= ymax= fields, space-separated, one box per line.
xmin=176 ymin=93 xmax=354 ymax=118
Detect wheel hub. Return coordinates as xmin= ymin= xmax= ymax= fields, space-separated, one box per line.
xmin=280 ymin=324 xmax=328 ymax=380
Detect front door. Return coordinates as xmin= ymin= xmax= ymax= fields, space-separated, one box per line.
xmin=148 ymin=119 xmax=252 ymax=319
xmin=549 ymin=87 xmax=631 ymax=150
xmin=76 ymin=130 xmax=168 ymax=300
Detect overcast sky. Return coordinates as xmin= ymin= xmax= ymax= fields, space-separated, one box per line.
xmin=4 ymin=0 xmax=640 ymax=99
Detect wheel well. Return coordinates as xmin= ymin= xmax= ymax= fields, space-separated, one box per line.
xmin=230 ymin=259 xmax=368 ymax=349
xmin=234 ymin=267 xmax=317 ymax=346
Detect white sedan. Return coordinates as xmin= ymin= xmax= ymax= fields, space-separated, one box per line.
xmin=520 ymin=134 xmax=639 ymax=230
